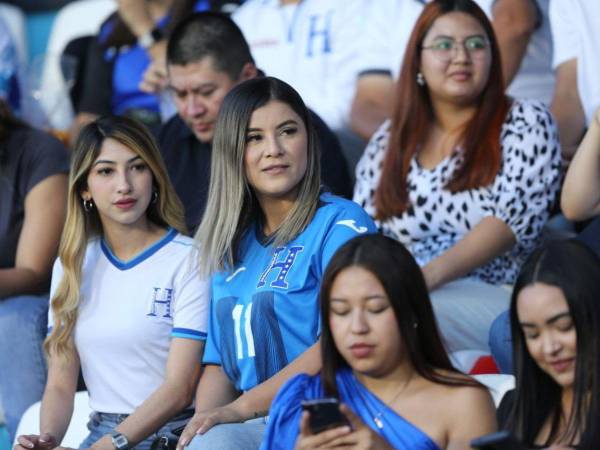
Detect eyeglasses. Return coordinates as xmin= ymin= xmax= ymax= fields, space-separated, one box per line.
xmin=421 ymin=36 xmax=489 ymax=62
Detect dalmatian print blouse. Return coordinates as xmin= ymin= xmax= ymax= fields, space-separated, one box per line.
xmin=353 ymin=100 xmax=562 ymax=285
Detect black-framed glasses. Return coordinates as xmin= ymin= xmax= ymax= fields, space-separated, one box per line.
xmin=421 ymin=35 xmax=489 ymax=62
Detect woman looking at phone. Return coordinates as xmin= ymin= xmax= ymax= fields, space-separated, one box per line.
xmin=15 ymin=116 xmax=209 ymax=450
xmin=177 ymin=76 xmax=376 ymax=449
xmin=263 ymin=234 xmax=496 ymax=450
xmin=498 ymin=239 xmax=600 ymax=450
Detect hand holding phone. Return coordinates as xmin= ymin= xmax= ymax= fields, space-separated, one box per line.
xmin=301 ymin=398 xmax=351 ymax=434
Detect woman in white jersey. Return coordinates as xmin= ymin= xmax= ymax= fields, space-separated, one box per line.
xmin=15 ymin=116 xmax=209 ymax=450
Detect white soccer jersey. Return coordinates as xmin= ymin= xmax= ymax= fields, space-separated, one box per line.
xmin=232 ymin=0 xmax=372 ymax=131
xmin=48 ymin=229 xmax=209 ymax=414
xmin=550 ymin=0 xmax=600 ymax=126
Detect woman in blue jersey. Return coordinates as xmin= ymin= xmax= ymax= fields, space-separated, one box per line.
xmin=264 ymin=234 xmax=496 ymax=450
xmin=178 ymin=77 xmax=377 ymax=450
xmin=15 ymin=116 xmax=209 ymax=450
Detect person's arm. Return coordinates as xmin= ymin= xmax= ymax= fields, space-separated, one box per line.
xmin=15 ymin=341 xmax=80 ymax=450
xmin=176 ymin=341 xmax=322 ymax=449
xmin=491 ymin=0 xmax=538 ymax=86
xmin=349 ymin=73 xmax=394 ymax=141
xmin=445 ymin=386 xmax=497 ymax=450
xmin=89 ymin=339 xmax=204 ymax=450
xmin=422 ymin=217 xmax=515 ymax=291
xmin=550 ymin=59 xmax=586 ymax=159
xmin=561 ymin=108 xmax=600 ymax=220
xmin=0 ymin=174 xmax=67 ymax=298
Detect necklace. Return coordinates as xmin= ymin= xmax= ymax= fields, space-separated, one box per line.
xmin=352 ymin=372 xmax=412 ymax=430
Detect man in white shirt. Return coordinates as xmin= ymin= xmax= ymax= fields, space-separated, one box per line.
xmin=232 ymin=0 xmax=371 ymax=132
xmin=549 ymin=0 xmax=600 ymax=158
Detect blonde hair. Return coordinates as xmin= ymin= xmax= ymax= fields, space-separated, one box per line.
xmin=196 ymin=77 xmax=321 ymax=277
xmin=44 ymin=116 xmax=187 ymax=358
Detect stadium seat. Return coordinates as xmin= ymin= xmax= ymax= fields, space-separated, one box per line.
xmin=472 ymin=374 xmax=515 ymax=407
xmin=14 ymin=391 xmax=92 ymax=447
xmin=0 ymin=3 xmax=28 ymax=63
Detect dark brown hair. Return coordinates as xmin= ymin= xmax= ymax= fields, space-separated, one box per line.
xmin=319 ymin=234 xmax=479 ymax=397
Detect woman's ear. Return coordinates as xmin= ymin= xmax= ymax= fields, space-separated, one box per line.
xmin=80 ymin=187 xmax=91 ymax=201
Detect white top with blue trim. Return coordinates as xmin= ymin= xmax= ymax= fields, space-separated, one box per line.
xmin=48 ymin=229 xmax=209 ymax=414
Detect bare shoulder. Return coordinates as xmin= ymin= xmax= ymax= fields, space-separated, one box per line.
xmin=425 ymin=371 xmax=496 ymax=427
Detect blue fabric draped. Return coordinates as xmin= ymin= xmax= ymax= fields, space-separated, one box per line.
xmin=261 ymin=367 xmax=442 ymax=450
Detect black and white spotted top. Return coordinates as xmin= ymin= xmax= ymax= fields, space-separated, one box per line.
xmin=353 ymin=100 xmax=562 ymax=284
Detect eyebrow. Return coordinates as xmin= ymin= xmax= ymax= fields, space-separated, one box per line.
xmin=247 ymin=119 xmax=299 ymax=133
xmin=92 ymin=155 xmax=142 ymax=167
xmin=429 ymin=33 xmax=486 ymax=40
xmin=519 ymin=311 xmax=571 ymax=328
xmin=330 ymin=295 xmax=387 ymax=302
xmin=169 ymin=83 xmax=215 ymax=93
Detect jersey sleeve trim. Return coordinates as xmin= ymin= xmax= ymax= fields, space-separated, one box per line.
xmin=171 ymin=328 xmax=207 ymax=341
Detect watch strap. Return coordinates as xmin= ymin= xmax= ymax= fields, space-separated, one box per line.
xmin=138 ymin=27 xmax=163 ymax=50
xmin=111 ymin=431 xmax=129 ymax=450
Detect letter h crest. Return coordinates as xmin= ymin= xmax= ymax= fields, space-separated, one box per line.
xmin=147 ymin=287 xmax=173 ymax=318
xmin=257 ymin=246 xmax=304 ymax=289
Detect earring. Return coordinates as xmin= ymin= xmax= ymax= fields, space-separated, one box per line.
xmin=152 ymin=191 xmax=158 ymax=204
xmin=83 ymin=198 xmax=94 ymax=212
xmin=416 ymin=72 xmax=425 ymax=86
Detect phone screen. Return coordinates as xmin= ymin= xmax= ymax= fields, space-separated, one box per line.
xmin=301 ymin=398 xmax=351 ymax=434
xmin=470 ymin=431 xmax=527 ymax=450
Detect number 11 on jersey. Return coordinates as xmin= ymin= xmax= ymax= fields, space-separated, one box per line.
xmin=232 ymin=303 xmax=255 ymax=359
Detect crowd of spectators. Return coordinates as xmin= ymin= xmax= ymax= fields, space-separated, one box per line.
xmin=1 ymin=0 xmax=599 ymax=449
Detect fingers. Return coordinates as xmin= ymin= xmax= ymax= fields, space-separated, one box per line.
xmin=139 ymin=61 xmax=167 ymax=94
xmin=196 ymin=414 xmax=216 ymax=435
xmin=176 ymin=419 xmax=202 ymax=450
xmin=298 ymin=411 xmax=311 ymax=437
xmin=339 ymin=403 xmax=363 ymax=430
xmin=16 ymin=435 xmax=38 ymax=449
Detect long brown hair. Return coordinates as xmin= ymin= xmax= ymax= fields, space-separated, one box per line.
xmin=375 ymin=0 xmax=509 ymax=219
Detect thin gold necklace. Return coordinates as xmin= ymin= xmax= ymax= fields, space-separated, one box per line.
xmin=353 ymin=372 xmax=412 ymax=430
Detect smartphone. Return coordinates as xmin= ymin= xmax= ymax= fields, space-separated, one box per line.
xmin=470 ymin=431 xmax=527 ymax=450
xmin=301 ymin=398 xmax=351 ymax=434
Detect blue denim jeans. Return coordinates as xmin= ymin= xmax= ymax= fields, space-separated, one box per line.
xmin=488 ymin=310 xmax=513 ymax=374
xmin=186 ymin=418 xmax=267 ymax=450
xmin=79 ymin=411 xmax=192 ymax=450
xmin=0 ymin=295 xmax=48 ymax=442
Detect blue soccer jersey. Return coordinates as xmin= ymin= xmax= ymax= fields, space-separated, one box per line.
xmin=203 ymin=193 xmax=377 ymax=391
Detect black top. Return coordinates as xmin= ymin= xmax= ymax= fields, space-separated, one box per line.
xmin=0 ymin=127 xmax=69 ymax=268
xmin=497 ymin=389 xmax=570 ymax=449
xmin=157 ymin=110 xmax=352 ymax=234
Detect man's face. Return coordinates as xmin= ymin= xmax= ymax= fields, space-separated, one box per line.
xmin=168 ymin=57 xmax=238 ymax=143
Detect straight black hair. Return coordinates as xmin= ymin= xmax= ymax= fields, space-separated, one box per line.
xmin=319 ymin=234 xmax=478 ymax=397
xmin=506 ymin=239 xmax=600 ymax=449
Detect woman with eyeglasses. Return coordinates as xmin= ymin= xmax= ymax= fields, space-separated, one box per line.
xmin=353 ymin=0 xmax=561 ymax=357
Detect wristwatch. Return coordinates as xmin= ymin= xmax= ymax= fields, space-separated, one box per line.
xmin=138 ymin=26 xmax=164 ymax=50
xmin=111 ymin=431 xmax=129 ymax=450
